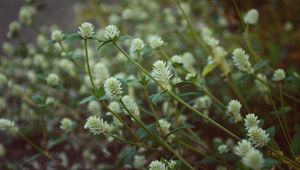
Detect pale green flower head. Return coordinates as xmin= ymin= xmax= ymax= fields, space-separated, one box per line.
xmin=0 ymin=118 xmax=18 ymax=134
xmin=121 ymin=95 xmax=140 ymax=118
xmin=247 ymin=126 xmax=270 ymax=148
xmin=234 ymin=139 xmax=253 ymax=157
xmin=149 ymin=160 xmax=167 ymax=170
xmin=104 ymin=77 xmax=123 ymax=101
xmin=151 ymin=60 xmax=173 ymax=90
xmin=244 ymin=9 xmax=259 ymax=25
xmin=148 ymin=35 xmax=164 ymax=49
xmin=133 ymin=155 xmax=146 ymax=169
xmin=131 ymin=38 xmax=145 ymax=52
xmin=218 ymin=144 xmax=229 ymax=154
xmin=51 ymin=30 xmax=64 ymax=42
xmin=78 ymin=22 xmax=95 ymax=39
xmin=158 ymin=119 xmax=171 ymax=134
xmin=242 ymin=149 xmax=264 ymax=170
xmin=227 ymin=100 xmax=241 ymax=115
xmin=60 ymin=118 xmax=74 ymax=133
xmin=273 ymin=68 xmax=286 ymax=81
xmin=84 ymin=116 xmax=112 ymax=135
xmin=104 ymin=25 xmax=120 ymax=40
xmin=244 ymin=113 xmax=259 ymax=130
xmin=232 ymin=48 xmax=253 ymax=73
xmin=46 ymin=73 xmax=59 ymax=85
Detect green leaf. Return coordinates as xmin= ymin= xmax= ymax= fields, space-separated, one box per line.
xmin=64 ymin=33 xmax=82 ymax=41
xmin=165 ymin=124 xmax=194 ymax=138
xmin=253 ymin=60 xmax=269 ymax=70
xmin=173 ymin=81 xmax=195 ymax=88
xmin=202 ymin=62 xmax=218 ymax=77
xmin=150 ymin=90 xmax=167 ymax=105
xmin=270 ymin=106 xmax=291 ymax=116
xmin=264 ymin=158 xmax=278 ymax=168
xmin=47 ymin=134 xmax=68 ymax=149
xmin=137 ymin=123 xmax=157 ymax=139
xmin=78 ymin=95 xmax=97 ymax=105
xmin=118 ymin=147 xmax=137 ymax=166
xmin=266 ymin=126 xmax=276 ymax=138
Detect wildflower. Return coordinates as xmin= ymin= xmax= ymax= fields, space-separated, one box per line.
xmin=234 ymin=139 xmax=253 ymax=157
xmin=133 ymin=155 xmax=146 ymax=169
xmin=158 ymin=119 xmax=171 ymax=134
xmin=149 ymin=160 xmax=167 ymax=170
xmin=255 ymin=73 xmax=269 ymax=93
xmin=152 ymin=60 xmax=172 ymax=90
xmin=218 ymin=144 xmax=229 ymax=154
xmin=104 ymin=25 xmax=120 ymax=40
xmin=247 ymin=126 xmax=270 ymax=148
xmin=51 ymin=30 xmax=64 ymax=42
xmin=242 ymin=149 xmax=264 ymax=170
xmin=109 ymin=101 xmax=121 ymax=113
xmin=78 ymin=22 xmax=95 ymax=39
xmin=244 ymin=9 xmax=259 ymax=25
xmin=244 ymin=113 xmax=259 ymax=130
xmin=131 ymin=38 xmax=145 ymax=52
xmin=46 ymin=73 xmax=59 ymax=85
xmin=171 ymin=55 xmax=182 ymax=65
xmin=227 ymin=100 xmax=242 ymax=122
xmin=232 ymin=48 xmax=253 ymax=73
xmin=88 ymin=101 xmax=101 ymax=115
xmin=60 ymin=118 xmax=74 ymax=133
xmin=2 ymin=42 xmax=14 ymax=56
xmin=121 ymin=95 xmax=140 ymax=118
xmin=0 ymin=118 xmax=18 ymax=134
xmin=148 ymin=35 xmax=164 ymax=49
xmin=273 ymin=69 xmax=286 ymax=81
xmin=94 ymin=62 xmax=110 ymax=84
xmin=84 ymin=116 xmax=112 ymax=135
xmin=7 ymin=21 xmax=21 ymax=38
xmin=104 ymin=77 xmax=123 ymax=100
xmin=194 ymin=95 xmax=212 ymax=110
xmin=19 ymin=6 xmax=36 ymax=25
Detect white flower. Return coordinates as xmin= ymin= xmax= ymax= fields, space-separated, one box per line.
xmin=244 ymin=9 xmax=259 ymax=25
xmin=227 ymin=100 xmax=242 ymax=122
xmin=234 ymin=139 xmax=253 ymax=157
xmin=2 ymin=42 xmax=14 ymax=56
xmin=19 ymin=6 xmax=36 ymax=25
xmin=242 ymin=149 xmax=264 ymax=170
xmin=149 ymin=160 xmax=167 ymax=170
xmin=218 ymin=144 xmax=229 ymax=154
xmin=121 ymin=95 xmax=140 ymax=117
xmin=133 ymin=155 xmax=146 ymax=169
xmin=171 ymin=55 xmax=182 ymax=65
xmin=46 ymin=73 xmax=59 ymax=85
xmin=104 ymin=25 xmax=120 ymax=40
xmin=232 ymin=48 xmax=253 ymax=73
xmin=152 ymin=60 xmax=173 ymax=90
xmin=273 ymin=68 xmax=286 ymax=81
xmin=158 ymin=119 xmax=171 ymax=134
xmin=255 ymin=73 xmax=269 ymax=93
xmin=193 ymin=95 xmax=212 ymax=110
xmin=131 ymin=38 xmax=145 ymax=52
xmin=51 ymin=30 xmax=64 ymax=42
xmin=78 ymin=22 xmax=95 ymax=39
xmin=94 ymin=62 xmax=110 ymax=84
xmin=109 ymin=101 xmax=121 ymax=113
xmin=247 ymin=126 xmax=270 ymax=148
xmin=244 ymin=113 xmax=259 ymax=130
xmin=104 ymin=77 xmax=123 ymax=100
xmin=84 ymin=116 xmax=112 ymax=135
xmin=88 ymin=101 xmax=101 ymax=115
xmin=0 ymin=119 xmax=18 ymax=134
xmin=60 ymin=118 xmax=74 ymax=133
xmin=148 ymin=35 xmax=164 ymax=49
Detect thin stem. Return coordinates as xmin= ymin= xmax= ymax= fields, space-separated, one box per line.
xmin=110 ymin=135 xmax=155 ymax=150
xmin=84 ymin=39 xmax=97 ymax=93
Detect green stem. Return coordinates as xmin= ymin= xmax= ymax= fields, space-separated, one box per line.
xmin=84 ymin=39 xmax=97 ymax=93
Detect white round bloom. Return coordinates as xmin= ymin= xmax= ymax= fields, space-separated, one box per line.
xmin=78 ymin=22 xmax=95 ymax=39
xmin=244 ymin=9 xmax=259 ymax=25
xmin=19 ymin=6 xmax=36 ymax=25
xmin=232 ymin=48 xmax=253 ymax=73
xmin=2 ymin=42 xmax=14 ymax=56
xmin=121 ymin=95 xmax=140 ymax=118
xmin=133 ymin=155 xmax=146 ymax=169
xmin=152 ymin=60 xmax=173 ymax=90
xmin=244 ymin=113 xmax=259 ymax=130
xmin=7 ymin=21 xmax=21 ymax=38
xmin=94 ymin=62 xmax=110 ymax=84
xmin=158 ymin=119 xmax=171 ymax=134
xmin=234 ymin=139 xmax=253 ymax=157
xmin=149 ymin=160 xmax=167 ymax=170
xmin=131 ymin=38 xmax=145 ymax=52
xmin=242 ymin=149 xmax=264 ymax=170
xmin=108 ymin=101 xmax=121 ymax=113
xmin=171 ymin=55 xmax=182 ymax=65
xmin=104 ymin=77 xmax=123 ymax=100
xmin=88 ymin=101 xmax=101 ymax=114
xmin=218 ymin=144 xmax=229 ymax=154
xmin=273 ymin=68 xmax=286 ymax=81
xmin=247 ymin=126 xmax=270 ymax=148
xmin=84 ymin=116 xmax=112 ymax=135
xmin=193 ymin=95 xmax=212 ymax=110
xmin=104 ymin=25 xmax=120 ymax=40
xmin=51 ymin=30 xmax=64 ymax=42
xmin=46 ymin=73 xmax=59 ymax=85
xmin=227 ymin=100 xmax=241 ymax=114
xmin=60 ymin=118 xmax=74 ymax=133
xmin=0 ymin=119 xmax=18 ymax=134
xmin=148 ymin=35 xmax=164 ymax=49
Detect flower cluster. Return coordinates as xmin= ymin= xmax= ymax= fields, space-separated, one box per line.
xmin=232 ymin=48 xmax=253 ymax=73
xmin=84 ymin=116 xmax=113 ymax=135
xmin=104 ymin=77 xmax=123 ymax=100
xmin=151 ymin=60 xmax=173 ymax=90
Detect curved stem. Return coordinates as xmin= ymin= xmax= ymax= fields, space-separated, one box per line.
xmin=84 ymin=39 xmax=97 ymax=93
